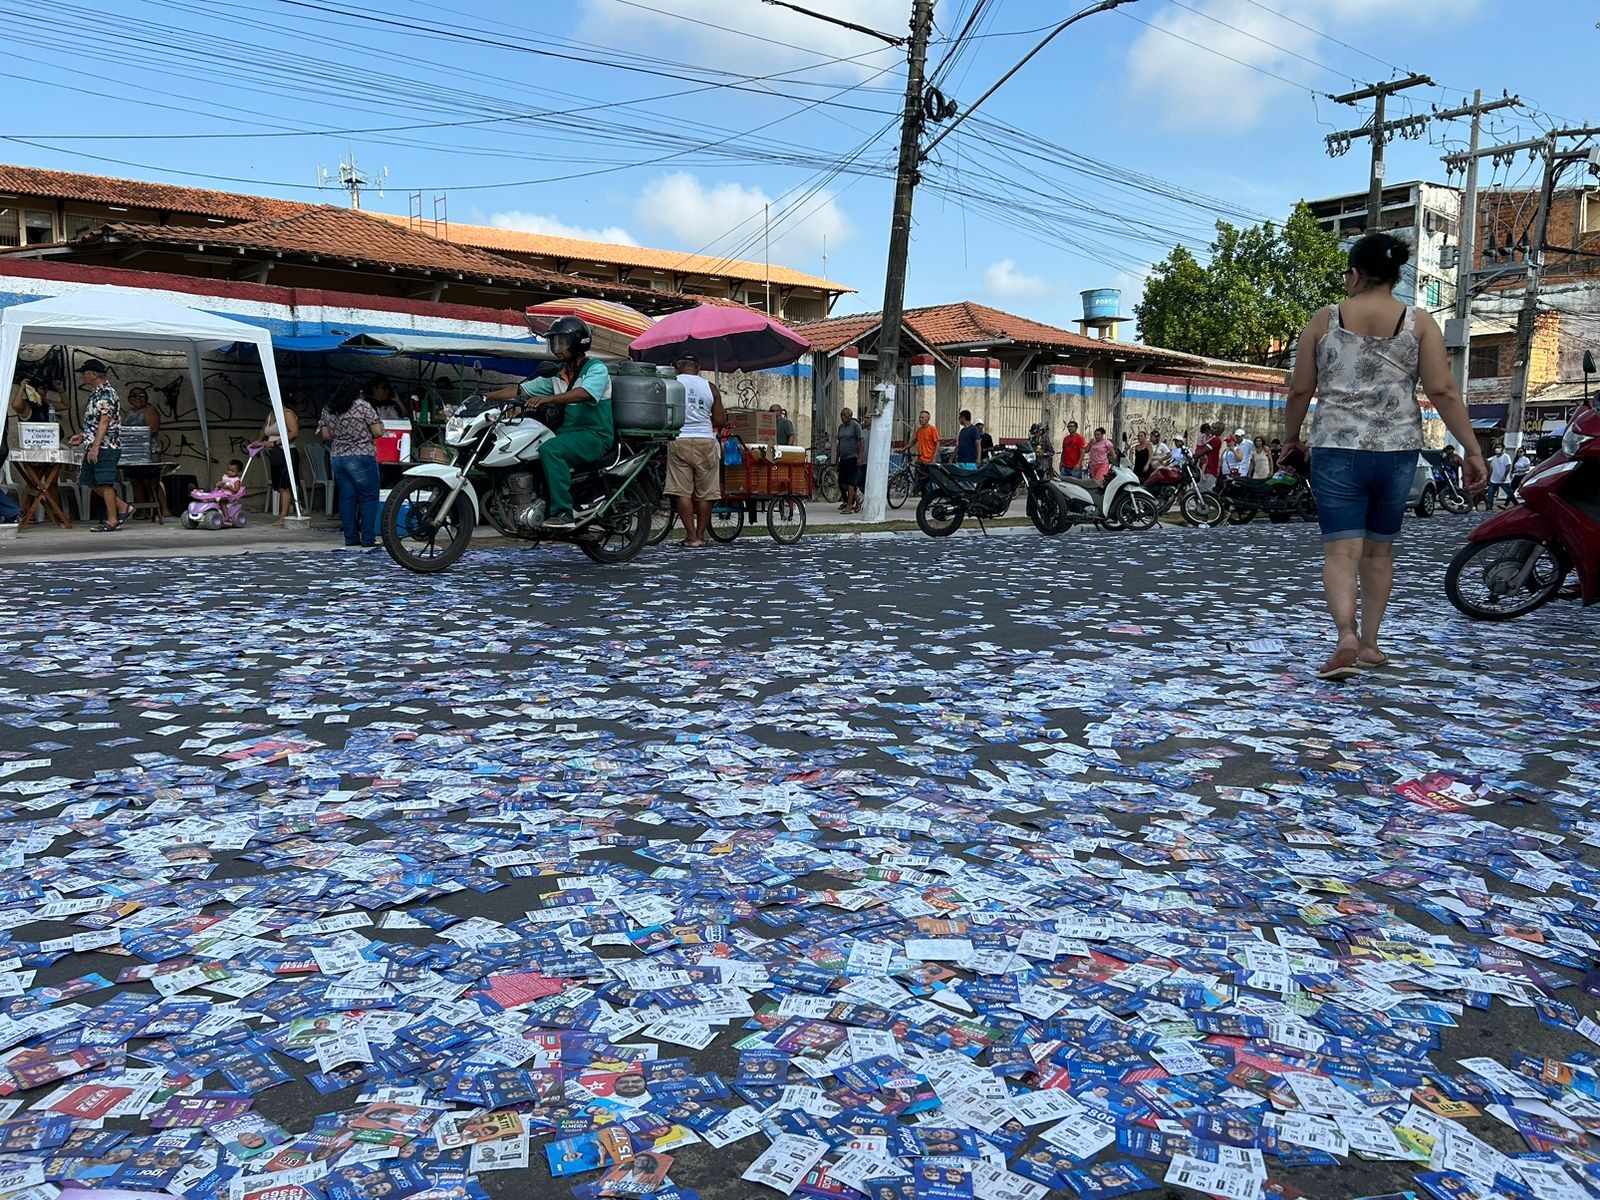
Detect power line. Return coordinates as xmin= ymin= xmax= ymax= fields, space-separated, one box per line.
xmin=1162 ymin=0 xmax=1357 ymax=85
xmin=1115 ymin=7 xmax=1336 ymax=99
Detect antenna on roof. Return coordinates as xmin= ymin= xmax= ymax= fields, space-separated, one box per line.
xmin=318 ymin=149 xmax=375 ymax=210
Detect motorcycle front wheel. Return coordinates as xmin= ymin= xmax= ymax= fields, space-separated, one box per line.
xmin=916 ymin=493 xmax=965 ymax=537
xmin=1445 ymin=536 xmax=1567 ymax=620
xmin=1440 ymin=488 xmax=1470 ymax=515
xmin=1181 ymin=490 xmax=1223 ymax=526
xmin=1026 ymin=487 xmax=1064 ymax=535
xmin=1113 ymin=491 xmax=1160 ymax=531
xmin=382 ymin=476 xmax=474 ymax=573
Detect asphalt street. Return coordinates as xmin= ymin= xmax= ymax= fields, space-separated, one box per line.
xmin=0 ymin=513 xmax=1593 ymax=1200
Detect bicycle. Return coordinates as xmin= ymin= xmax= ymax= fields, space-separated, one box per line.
xmin=812 ymin=451 xmax=841 ymax=504
xmin=886 ymin=454 xmax=916 ymax=509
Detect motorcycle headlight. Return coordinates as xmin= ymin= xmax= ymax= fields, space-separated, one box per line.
xmin=1563 ymin=428 xmax=1582 ymax=456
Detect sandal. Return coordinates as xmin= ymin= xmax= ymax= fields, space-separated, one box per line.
xmin=1316 ymin=645 xmax=1361 ymax=681
xmin=90 ymin=522 xmax=121 ymax=533
xmin=1356 ymin=653 xmax=1390 ymax=670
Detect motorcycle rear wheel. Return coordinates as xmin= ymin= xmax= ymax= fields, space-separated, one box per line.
xmin=382 ymin=476 xmax=474 ymax=573
xmin=1181 ymin=490 xmax=1223 ymax=526
xmin=581 ymin=491 xmax=652 ymax=564
xmin=916 ymin=493 xmax=965 ymax=537
xmin=1445 ymin=536 xmax=1566 ymax=620
xmin=1440 ymin=488 xmax=1470 ymax=515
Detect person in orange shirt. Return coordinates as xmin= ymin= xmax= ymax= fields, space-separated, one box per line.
xmin=912 ymin=409 xmax=940 ymax=494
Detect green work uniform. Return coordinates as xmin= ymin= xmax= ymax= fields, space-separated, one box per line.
xmin=521 ymin=357 xmax=613 ymax=515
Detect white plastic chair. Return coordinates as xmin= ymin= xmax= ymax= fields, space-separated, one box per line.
xmin=302 ymin=442 xmax=334 ymax=515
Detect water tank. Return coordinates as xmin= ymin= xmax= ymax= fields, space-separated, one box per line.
xmin=1082 ymin=288 xmax=1121 ymax=321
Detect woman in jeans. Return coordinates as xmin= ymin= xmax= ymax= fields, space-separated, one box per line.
xmin=1283 ymin=233 xmax=1486 ymax=680
xmin=317 ymin=380 xmax=384 ymax=548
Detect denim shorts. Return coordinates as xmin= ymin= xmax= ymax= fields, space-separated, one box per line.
xmin=1309 ymin=448 xmax=1417 ymax=543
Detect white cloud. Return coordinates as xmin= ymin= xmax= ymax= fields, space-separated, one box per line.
xmin=1125 ymin=0 xmax=1477 ymax=131
xmin=634 ymin=171 xmax=852 ymax=261
xmin=983 ymin=258 xmax=1051 ymax=300
xmin=576 ymin=0 xmax=906 ymax=80
xmin=487 ymin=210 xmax=637 ymax=245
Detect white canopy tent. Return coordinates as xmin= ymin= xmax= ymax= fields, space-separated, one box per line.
xmin=0 ymin=287 xmax=301 ymax=515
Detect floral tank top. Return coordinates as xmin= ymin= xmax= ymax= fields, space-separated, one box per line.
xmin=1311 ymin=304 xmax=1423 ymax=452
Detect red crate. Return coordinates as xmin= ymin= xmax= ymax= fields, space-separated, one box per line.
xmin=722 ymin=461 xmax=811 ymax=498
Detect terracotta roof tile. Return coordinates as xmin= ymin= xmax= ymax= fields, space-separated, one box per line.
xmin=796 ymin=302 xmax=1203 ymax=365
xmin=81 ymin=207 xmax=669 ymax=304
xmin=0 ymin=163 xmax=305 ymax=221
xmin=369 ymin=213 xmax=852 ymax=294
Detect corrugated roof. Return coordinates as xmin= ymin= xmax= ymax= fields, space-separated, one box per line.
xmin=0 ymin=163 xmax=305 ymax=222
xmin=369 ymin=213 xmax=852 ymax=294
xmin=797 ymin=302 xmax=1202 ymax=364
xmin=64 ymin=206 xmax=673 ymax=305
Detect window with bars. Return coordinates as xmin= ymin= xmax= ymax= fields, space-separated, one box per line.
xmin=1468 ymin=345 xmax=1501 ymax=380
xmin=0 ymin=209 xmax=18 ymax=247
xmin=64 ymin=213 xmax=102 ymax=241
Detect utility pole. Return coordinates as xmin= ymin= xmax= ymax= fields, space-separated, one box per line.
xmin=860 ymin=0 xmax=934 ymax=524
xmin=1328 ymin=75 xmax=1433 ymax=232
xmin=1440 ymin=92 xmax=1523 ymax=414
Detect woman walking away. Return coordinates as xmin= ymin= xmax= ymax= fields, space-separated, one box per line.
xmin=1283 ymin=233 xmax=1485 ymax=680
xmin=318 ymin=379 xmax=384 ymax=548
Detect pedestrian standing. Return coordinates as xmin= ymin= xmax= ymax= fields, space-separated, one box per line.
xmin=770 ymin=404 xmax=795 ymax=447
xmin=318 ymin=380 xmax=384 ymax=548
xmin=1222 ymin=436 xmax=1241 ymax=480
xmin=912 ymin=410 xmax=940 ymax=491
xmin=835 ymin=407 xmax=864 ymax=514
xmin=1169 ymin=435 xmax=1188 ymax=468
xmin=1087 ymin=427 xmax=1113 ymax=483
xmin=69 ymin=359 xmax=123 ymax=533
xmin=1131 ymin=432 xmax=1151 ymax=479
xmin=1234 ymin=428 xmax=1256 ymax=476
xmin=1250 ymin=437 xmax=1274 ymax=479
xmin=955 ymin=410 xmax=979 ymax=470
xmin=1195 ymin=423 xmax=1222 ymax=492
xmin=1148 ymin=430 xmax=1171 ymax=474
xmin=1510 ymin=447 xmax=1531 ymax=497
xmin=977 ymin=423 xmax=994 ymax=463
xmin=254 ymin=404 xmax=300 ymax=526
xmin=668 ymin=355 xmax=727 ymax=549
xmin=1282 ymin=232 xmax=1485 ymax=679
xmin=1059 ymin=420 xmax=1086 ymax=478
xmin=1485 ymin=445 xmax=1512 ymax=509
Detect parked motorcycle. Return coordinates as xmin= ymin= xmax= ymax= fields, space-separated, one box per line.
xmin=1047 ymin=461 xmax=1160 ymax=532
xmin=1144 ymin=457 xmax=1222 ymax=526
xmin=915 ymin=442 xmax=1064 ymax=537
xmin=381 ymin=395 xmax=662 ymax=572
xmin=1218 ymin=469 xmax=1316 ymax=524
xmin=1445 ymin=397 xmax=1600 ymax=620
xmin=1431 ymin=461 xmax=1472 ymax=515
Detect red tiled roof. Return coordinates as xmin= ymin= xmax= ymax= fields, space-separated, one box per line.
xmin=0 ymin=163 xmax=305 ymax=221
xmin=792 ymin=313 xmax=882 ymax=354
xmin=70 ymin=206 xmax=674 ymax=305
xmin=797 ymin=301 xmax=1202 ymax=364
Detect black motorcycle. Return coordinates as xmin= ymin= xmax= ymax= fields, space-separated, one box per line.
xmin=1218 ymin=470 xmax=1316 ymax=524
xmin=915 ymin=443 xmax=1062 ymax=537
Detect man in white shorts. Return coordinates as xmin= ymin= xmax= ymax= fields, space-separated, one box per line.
xmin=667 ymin=354 xmax=726 ymax=548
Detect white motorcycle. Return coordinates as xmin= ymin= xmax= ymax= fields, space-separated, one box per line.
xmin=380 ymin=394 xmax=662 ymax=573
xmin=1044 ymin=463 xmax=1159 ymax=532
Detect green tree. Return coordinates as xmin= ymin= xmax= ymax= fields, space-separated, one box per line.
xmin=1134 ymin=203 xmax=1345 ymax=362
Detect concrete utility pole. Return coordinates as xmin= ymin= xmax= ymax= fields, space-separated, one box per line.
xmin=1328 ymin=75 xmax=1433 ymax=232
xmin=1440 ymin=93 xmax=1523 ymax=416
xmin=1503 ymin=128 xmax=1600 ymax=450
xmin=860 ymin=0 xmax=934 ymax=525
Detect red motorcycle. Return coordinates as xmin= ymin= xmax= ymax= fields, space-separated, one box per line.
xmin=1446 ymin=397 xmax=1600 ymax=620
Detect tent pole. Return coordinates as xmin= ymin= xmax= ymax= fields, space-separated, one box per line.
xmin=188 ymin=347 xmax=213 ymax=471
xmin=255 ymin=336 xmax=303 ymax=518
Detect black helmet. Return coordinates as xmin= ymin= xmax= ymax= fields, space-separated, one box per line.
xmin=546 ymin=315 xmax=592 ymax=359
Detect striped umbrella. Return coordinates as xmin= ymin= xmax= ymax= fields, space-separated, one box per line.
xmin=525 ymin=299 xmax=653 ymax=359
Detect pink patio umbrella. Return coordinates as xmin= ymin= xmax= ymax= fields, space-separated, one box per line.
xmin=629 ymin=304 xmax=810 ymax=373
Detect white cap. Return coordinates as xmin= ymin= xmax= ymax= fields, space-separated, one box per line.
xmin=1234 ymin=428 xmax=1246 ymax=437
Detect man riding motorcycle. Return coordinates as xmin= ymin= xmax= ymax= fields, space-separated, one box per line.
xmin=484 ymin=315 xmax=612 ymax=529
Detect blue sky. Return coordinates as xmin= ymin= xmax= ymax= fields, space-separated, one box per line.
xmin=3 ymin=0 xmax=1593 ymax=331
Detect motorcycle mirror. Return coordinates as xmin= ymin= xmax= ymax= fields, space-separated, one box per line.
xmin=536 ymin=359 xmax=563 ymax=379
xmin=1585 ymin=350 xmax=1596 ymax=376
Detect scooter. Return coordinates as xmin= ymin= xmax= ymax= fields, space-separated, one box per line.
xmin=1044 ymin=461 xmax=1159 ymax=532
xmin=1445 ymin=391 xmax=1600 ymax=620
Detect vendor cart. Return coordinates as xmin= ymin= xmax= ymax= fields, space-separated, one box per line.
xmin=708 ymin=458 xmax=809 ymax=544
